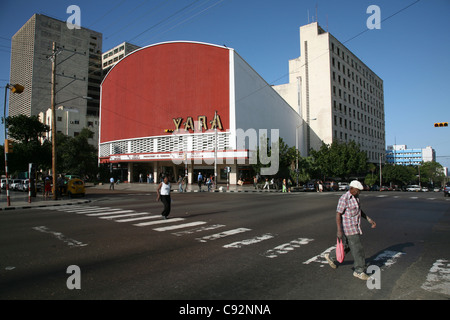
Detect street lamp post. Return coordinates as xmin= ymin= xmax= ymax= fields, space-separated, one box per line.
xmin=3 ymin=83 xmax=24 ymax=206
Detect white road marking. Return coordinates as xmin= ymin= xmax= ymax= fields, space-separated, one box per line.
xmin=224 ymin=233 xmax=275 ymax=248
xmin=303 ymin=246 xmax=336 ymax=265
xmin=32 ymin=226 xmax=87 ymax=247
xmin=372 ymin=250 xmax=405 ymax=269
xmin=421 ymin=259 xmax=450 ymax=296
xmin=115 ymin=215 xmax=161 ymax=223
xmin=172 ymin=224 xmax=226 ymax=237
xmin=63 ymin=207 xmax=114 ymax=213
xmin=134 ymin=218 xmax=185 ymax=227
xmin=153 ymin=221 xmax=207 ymax=232
xmin=98 ymin=212 xmax=153 ymax=219
xmin=263 ymin=238 xmax=314 ymax=259
xmin=196 ymin=228 xmax=251 ymax=243
xmin=86 ymin=210 xmax=135 ymax=216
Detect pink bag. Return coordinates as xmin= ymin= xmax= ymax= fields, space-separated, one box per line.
xmin=336 ymin=238 xmax=345 ymax=263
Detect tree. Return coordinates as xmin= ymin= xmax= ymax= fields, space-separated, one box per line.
xmin=420 ymin=161 xmax=445 ymax=187
xmin=5 ymin=115 xmax=49 ymax=144
xmin=310 ymin=140 xmax=368 ymax=180
xmin=4 ymin=115 xmax=51 ymax=175
xmin=56 ymin=128 xmax=98 ymax=178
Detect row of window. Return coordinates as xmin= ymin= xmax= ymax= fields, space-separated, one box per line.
xmin=103 ymin=45 xmax=126 ymax=60
xmin=330 ymin=42 xmax=383 ymax=91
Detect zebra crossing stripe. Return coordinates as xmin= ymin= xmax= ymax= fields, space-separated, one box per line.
xmin=63 ymin=207 xmax=114 ymax=213
xmin=86 ymin=210 xmax=135 ymax=216
xmin=153 ymin=221 xmax=207 ymax=232
xmin=115 ymin=215 xmax=161 ymax=223
xmin=303 ymin=246 xmax=336 ymax=265
xmin=263 ymin=238 xmax=314 ymax=258
xmin=223 ymin=233 xmax=275 ymax=248
xmin=172 ymin=224 xmax=226 ymax=237
xmin=195 ymin=228 xmax=251 ymax=243
xmin=372 ymin=250 xmax=405 ymax=269
xmin=98 ymin=212 xmax=153 ymax=219
xmin=134 ymin=218 xmax=186 ymax=227
xmin=421 ymin=259 xmax=450 ymax=296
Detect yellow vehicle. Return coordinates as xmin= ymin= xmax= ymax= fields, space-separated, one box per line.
xmin=66 ymin=178 xmax=85 ymax=198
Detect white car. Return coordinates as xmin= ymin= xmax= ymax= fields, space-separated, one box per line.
xmin=338 ymin=182 xmax=349 ymax=191
xmin=406 ymin=185 xmax=421 ymax=192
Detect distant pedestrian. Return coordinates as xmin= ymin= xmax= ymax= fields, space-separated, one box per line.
xmin=44 ymin=177 xmax=51 ymax=200
xmin=263 ymin=178 xmax=270 ymax=190
xmin=157 ymin=176 xmax=171 ymax=219
xmin=282 ymin=179 xmax=287 ymax=193
xmin=206 ymin=175 xmax=213 ymax=192
xmin=197 ymin=172 xmax=203 ymax=191
xmin=109 ymin=177 xmax=115 ymax=190
xmin=183 ymin=175 xmax=188 ymax=192
xmin=324 ymin=180 xmax=377 ymax=280
xmin=177 ymin=175 xmax=183 ymax=192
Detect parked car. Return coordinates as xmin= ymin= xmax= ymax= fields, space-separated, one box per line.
xmin=10 ymin=179 xmax=23 ymax=191
xmin=303 ymin=181 xmax=317 ymax=192
xmin=338 ymin=182 xmax=349 ymax=191
xmin=1 ymin=179 xmax=11 ymax=189
xmin=65 ymin=178 xmax=85 ymax=198
xmin=324 ymin=181 xmax=338 ymax=191
xmin=444 ymin=183 xmax=450 ymax=197
xmin=421 ymin=187 xmax=429 ymax=192
xmin=406 ymin=185 xmax=421 ymax=192
xmin=17 ymin=179 xmax=29 ymax=191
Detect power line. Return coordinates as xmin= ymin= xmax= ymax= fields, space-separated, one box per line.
xmin=127 ymin=0 xmax=203 ymax=43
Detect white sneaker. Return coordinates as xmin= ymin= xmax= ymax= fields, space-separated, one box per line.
xmin=324 ymin=253 xmax=336 ymax=269
xmin=353 ymin=271 xmax=370 ymax=280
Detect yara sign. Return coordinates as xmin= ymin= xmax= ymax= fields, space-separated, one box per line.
xmin=170 ymin=127 xmax=279 ymax=176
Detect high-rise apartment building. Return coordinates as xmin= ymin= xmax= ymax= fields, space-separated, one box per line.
xmin=102 ymin=42 xmax=140 ymax=74
xmin=273 ymin=23 xmax=385 ymax=163
xmin=9 ymin=14 xmax=102 ymax=125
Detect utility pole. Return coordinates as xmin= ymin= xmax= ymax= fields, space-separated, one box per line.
xmin=50 ymin=42 xmax=57 ymax=200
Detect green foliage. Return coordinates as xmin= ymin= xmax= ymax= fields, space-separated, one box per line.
xmin=56 ymin=128 xmax=98 ymax=177
xmin=310 ymin=140 xmax=368 ymax=180
xmin=6 ymin=115 xmax=49 ymax=144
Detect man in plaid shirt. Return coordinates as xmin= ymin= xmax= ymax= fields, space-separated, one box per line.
xmin=325 ymin=180 xmax=377 ymax=280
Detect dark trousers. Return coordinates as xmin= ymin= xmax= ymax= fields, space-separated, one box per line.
xmin=160 ymin=195 xmax=171 ymax=217
xmin=329 ymin=234 xmax=366 ymax=273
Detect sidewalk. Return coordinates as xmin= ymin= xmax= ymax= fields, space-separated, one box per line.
xmin=0 ymin=182 xmax=290 ymax=211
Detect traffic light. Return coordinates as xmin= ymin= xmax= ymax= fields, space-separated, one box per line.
xmin=10 ymin=84 xmax=24 ymax=94
xmin=434 ymin=122 xmax=448 ymax=127
xmin=4 ymin=139 xmax=13 ymax=153
xmin=164 ymin=129 xmax=174 ymax=133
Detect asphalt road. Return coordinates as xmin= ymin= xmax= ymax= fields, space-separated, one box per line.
xmin=0 ymin=190 xmax=449 ymax=303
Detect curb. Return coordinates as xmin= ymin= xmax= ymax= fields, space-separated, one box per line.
xmin=0 ymin=199 xmax=91 ymax=211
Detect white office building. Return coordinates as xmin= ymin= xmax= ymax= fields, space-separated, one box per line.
xmin=273 ymin=22 xmax=385 ymax=162
xmin=386 ymin=145 xmax=436 ymax=166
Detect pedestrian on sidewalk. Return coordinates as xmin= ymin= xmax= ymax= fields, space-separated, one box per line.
xmin=324 ymin=180 xmax=377 ymax=280
xmin=157 ymin=176 xmax=171 ymax=219
xmin=44 ymin=177 xmax=51 ymax=200
xmin=109 ymin=177 xmax=115 ymax=190
xmin=197 ymin=172 xmax=203 ymax=192
xmin=183 ymin=175 xmax=188 ymax=192
xmin=177 ymin=175 xmax=183 ymax=192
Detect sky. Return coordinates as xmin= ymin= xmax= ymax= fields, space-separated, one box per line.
xmin=0 ymin=0 xmax=449 ymax=169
